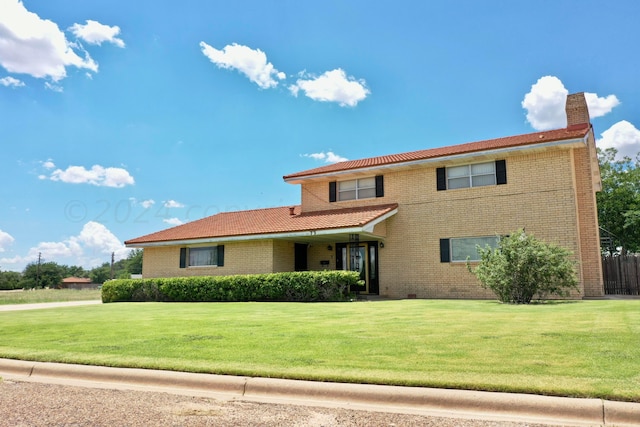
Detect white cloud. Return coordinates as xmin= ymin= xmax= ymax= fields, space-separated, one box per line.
xmin=0 ymin=76 xmax=24 ymax=87
xmin=163 ymin=218 xmax=184 ymax=226
xmin=42 ymin=159 xmax=56 ymax=169
xmin=584 ymin=92 xmax=620 ymax=118
xmin=0 ymin=0 xmax=98 ymax=81
xmin=289 ymin=69 xmax=370 ymax=107
xmin=50 ymin=222 xmax=126 ymax=266
xmin=0 ymin=221 xmax=127 ymax=270
xmin=522 ymin=76 xmax=620 ymax=131
xmin=302 ymin=151 xmax=348 ymax=163
xmin=69 ymin=20 xmax=125 ymax=48
xmin=200 ymin=42 xmax=285 ymax=89
xmin=597 ymin=120 xmax=640 ymax=160
xmin=44 ymin=81 xmax=63 ymax=92
xmin=141 ymin=199 xmax=155 ymax=209
xmin=0 ymin=229 xmax=15 ymax=252
xmin=164 ymin=200 xmax=184 ymax=208
xmin=48 ymin=164 xmax=134 ymax=188
xmin=522 ymin=76 xmax=569 ymax=130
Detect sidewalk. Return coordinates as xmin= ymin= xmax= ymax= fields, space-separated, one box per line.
xmin=1 ymin=358 xmax=638 ymax=426
xmin=0 ymin=299 xmax=102 ymax=312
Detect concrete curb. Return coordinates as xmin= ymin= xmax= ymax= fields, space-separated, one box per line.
xmin=1 ymin=358 xmax=638 ymax=426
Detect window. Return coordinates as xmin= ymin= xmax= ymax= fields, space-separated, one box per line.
xmin=437 ymin=160 xmax=506 ymax=191
xmin=180 ymin=246 xmax=224 ymax=268
xmin=330 ymin=175 xmax=384 ymax=202
xmin=339 ymin=177 xmax=376 ymax=201
xmin=447 ymin=162 xmax=496 ymax=189
xmin=440 ymin=237 xmax=499 ymax=262
xmin=189 ymin=247 xmax=218 ymax=266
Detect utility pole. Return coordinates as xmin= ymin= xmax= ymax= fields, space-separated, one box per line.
xmin=110 ymin=252 xmax=115 ymax=280
xmin=36 ymin=252 xmax=42 ymax=288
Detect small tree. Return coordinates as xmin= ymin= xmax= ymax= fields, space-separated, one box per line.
xmin=467 ymin=230 xmax=579 ymax=304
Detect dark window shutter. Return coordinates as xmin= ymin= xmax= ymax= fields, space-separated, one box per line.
xmin=329 ymin=181 xmax=337 ymax=202
xmin=375 ymin=175 xmax=384 ymax=197
xmin=217 ymin=245 xmax=224 ymax=266
xmin=440 ymin=239 xmax=450 ymax=263
xmin=179 ymin=248 xmax=187 ymax=268
xmin=436 ymin=167 xmax=447 ymax=191
xmin=496 ymin=160 xmax=507 ymax=185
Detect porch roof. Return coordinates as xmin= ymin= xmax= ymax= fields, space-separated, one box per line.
xmin=125 ymin=203 xmax=398 ymax=247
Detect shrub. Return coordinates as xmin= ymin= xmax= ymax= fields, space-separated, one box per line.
xmin=467 ymin=229 xmax=579 ymax=304
xmin=101 ymin=271 xmax=358 ymax=303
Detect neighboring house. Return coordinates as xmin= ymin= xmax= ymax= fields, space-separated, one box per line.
xmin=60 ymin=277 xmax=97 ymax=290
xmin=126 ymin=93 xmax=604 ymax=299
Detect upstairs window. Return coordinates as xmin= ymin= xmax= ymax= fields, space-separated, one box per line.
xmin=330 ymin=175 xmax=384 ymax=202
xmin=448 ymin=162 xmax=496 ymax=189
xmin=339 ymin=177 xmax=376 ymax=201
xmin=437 ymin=160 xmax=507 ymax=191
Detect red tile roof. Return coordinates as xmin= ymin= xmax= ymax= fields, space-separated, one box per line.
xmin=62 ymin=277 xmax=92 ymax=283
xmin=283 ymin=124 xmax=591 ymax=180
xmin=126 ymin=204 xmax=398 ymax=245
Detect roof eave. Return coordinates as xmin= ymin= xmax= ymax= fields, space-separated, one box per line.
xmin=284 ymin=136 xmax=588 ymax=184
xmin=126 ymin=207 xmax=398 ymax=248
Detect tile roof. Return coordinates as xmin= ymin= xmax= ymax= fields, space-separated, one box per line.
xmin=62 ymin=277 xmax=92 ymax=283
xmin=283 ymin=123 xmax=591 ymax=180
xmin=125 ymin=203 xmax=398 ymax=245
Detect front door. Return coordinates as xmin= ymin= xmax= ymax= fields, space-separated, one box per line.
xmin=294 ymin=243 xmax=308 ymax=271
xmin=336 ymin=242 xmax=379 ymax=294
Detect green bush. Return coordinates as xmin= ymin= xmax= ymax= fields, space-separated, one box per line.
xmin=101 ymin=271 xmax=358 ymax=303
xmin=467 ymin=229 xmax=579 ymax=304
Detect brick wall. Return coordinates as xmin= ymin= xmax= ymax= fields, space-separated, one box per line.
xmin=142 ymin=240 xmax=276 ymax=278
xmin=297 ymin=146 xmax=600 ymax=299
xmin=570 ymin=131 xmax=604 ymax=296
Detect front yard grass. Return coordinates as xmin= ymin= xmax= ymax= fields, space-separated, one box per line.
xmin=0 ymin=299 xmax=638 ymax=402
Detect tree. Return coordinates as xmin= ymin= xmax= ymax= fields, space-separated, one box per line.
xmin=90 ymin=264 xmax=112 ymax=284
xmin=597 ymin=148 xmax=640 ymax=254
xmin=124 ymin=249 xmax=143 ymax=275
xmin=0 ymin=270 xmax=22 ymax=290
xmin=467 ymin=230 xmax=579 ymax=304
xmin=20 ymin=262 xmax=64 ymax=289
xmin=60 ymin=265 xmax=88 ymax=278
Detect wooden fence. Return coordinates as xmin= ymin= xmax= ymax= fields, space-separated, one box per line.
xmin=602 ymin=255 xmax=640 ymax=295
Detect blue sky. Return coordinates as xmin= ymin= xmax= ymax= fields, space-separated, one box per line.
xmin=1 ymin=0 xmax=639 ymax=272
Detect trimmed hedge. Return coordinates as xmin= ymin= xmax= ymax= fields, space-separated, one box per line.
xmin=101 ymin=271 xmax=359 ymax=303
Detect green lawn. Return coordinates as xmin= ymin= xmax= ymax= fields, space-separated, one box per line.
xmin=0 ymin=289 xmax=101 ymax=305
xmin=0 ymin=299 xmax=638 ymax=402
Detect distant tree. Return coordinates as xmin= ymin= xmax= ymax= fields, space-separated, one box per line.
xmin=597 ymin=148 xmax=640 ymax=254
xmin=0 ymin=270 xmax=22 ymax=290
xmin=125 ymin=249 xmax=143 ymax=275
xmin=90 ymin=264 xmax=111 ymax=284
xmin=60 ymin=265 xmax=88 ymax=278
xmin=21 ymin=262 xmax=64 ymax=289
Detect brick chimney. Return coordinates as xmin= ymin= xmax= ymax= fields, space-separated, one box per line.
xmin=565 ymin=92 xmax=590 ymax=128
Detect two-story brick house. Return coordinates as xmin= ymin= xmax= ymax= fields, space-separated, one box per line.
xmin=125 ymin=92 xmax=604 ymax=299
